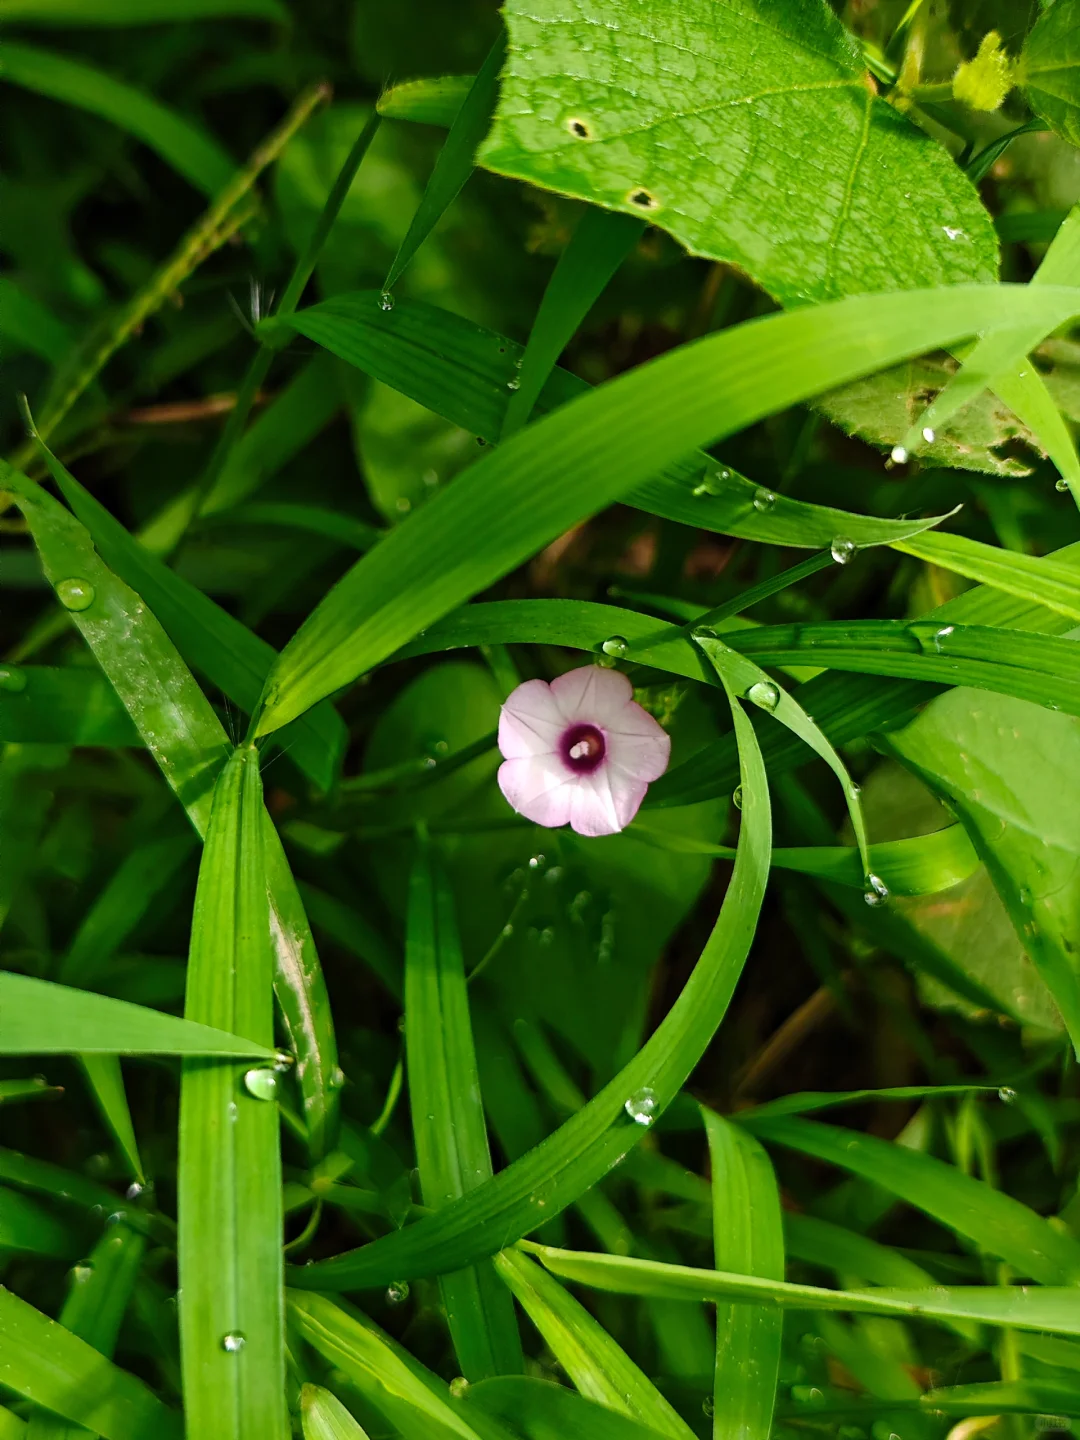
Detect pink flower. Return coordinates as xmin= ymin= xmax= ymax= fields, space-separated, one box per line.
xmin=497 ymin=666 xmax=671 ymax=837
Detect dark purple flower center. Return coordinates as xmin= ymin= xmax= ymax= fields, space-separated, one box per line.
xmin=561 ymin=722 xmax=606 ymax=774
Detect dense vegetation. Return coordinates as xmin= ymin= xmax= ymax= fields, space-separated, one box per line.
xmin=2 ymin=1 xmax=1080 ymax=1437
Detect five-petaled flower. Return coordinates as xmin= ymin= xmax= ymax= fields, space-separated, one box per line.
xmin=497 ymin=666 xmax=671 ymax=836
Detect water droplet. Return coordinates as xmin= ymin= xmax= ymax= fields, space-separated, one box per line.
xmin=691 ymin=625 xmax=718 ymax=642
xmin=864 ymin=873 xmax=890 ymax=908
xmin=422 ymin=468 xmax=439 ymax=488
xmin=943 ymin=225 xmax=965 ymax=240
xmin=243 ymin=1069 xmax=278 ymax=1102
xmin=732 ymin=785 xmax=743 ymax=810
xmin=328 ymin=1066 xmax=345 ymax=1091
xmin=703 ymin=1397 xmax=715 ymax=1417
xmin=221 ymin=1332 xmax=246 ymax=1353
xmin=501 ymin=923 xmax=514 ymax=939
xmin=528 ymin=854 xmax=547 ymax=872
xmin=56 ymin=578 xmax=95 ymax=612
xmin=106 ymin=1211 xmax=125 ymax=1227
xmin=378 ymin=290 xmax=395 ymax=312
xmin=1057 ymin=478 xmax=1071 ymax=493
xmin=624 ymin=1087 xmax=658 ymax=1126
xmin=693 ymin=468 xmax=731 ymax=497
xmin=933 ymin=625 xmax=954 ymax=652
xmin=746 ymin=680 xmax=780 ymax=712
xmin=998 ymin=1086 xmax=1017 ymax=1104
xmin=921 ymin=427 xmax=936 ymax=444
xmin=386 ymin=1281 xmax=409 ymax=1304
xmin=752 ymin=487 xmax=777 ymax=512
xmin=227 ymin=1101 xmax=238 ymax=1123
xmin=890 ymin=445 xmax=909 ymax=465
xmin=830 ymin=536 xmax=857 ymax=565
xmin=72 ymin=1260 xmax=95 ymax=1283
xmin=791 ymin=1385 xmax=826 ymax=1407
xmin=0 ymin=666 xmax=27 ymax=694
xmin=449 ymin=1377 xmax=470 ymax=1399
xmin=602 ymin=635 xmax=629 ymax=658
xmin=506 ymin=378 xmax=520 ymax=391
xmin=125 ymin=1181 xmax=145 ymax=1200
xmin=395 ymin=496 xmax=411 ymax=514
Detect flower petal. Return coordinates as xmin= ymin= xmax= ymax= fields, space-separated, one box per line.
xmin=498 ymin=678 xmax=566 ymax=760
xmin=605 ymin=719 xmax=671 ymax=784
xmin=550 ymin=665 xmax=633 ymax=726
xmin=498 ymin=755 xmax=575 ymax=829
xmin=569 ymin=765 xmax=649 ymax=836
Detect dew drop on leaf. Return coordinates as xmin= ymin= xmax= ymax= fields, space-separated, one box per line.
xmin=746 ymin=680 xmax=780 ymax=712
xmin=830 ymin=536 xmax=857 ymax=565
xmin=602 ymin=635 xmax=629 ymax=658
xmin=221 ymin=1332 xmax=246 ymax=1353
xmin=890 ymin=445 xmax=909 ymax=465
xmin=243 ymin=1069 xmax=278 ymax=1102
xmin=386 ymin=1280 xmax=409 ymax=1304
xmin=864 ymin=873 xmax=890 ymax=907
xmin=752 ymin=487 xmax=777 ymax=512
xmin=56 ymin=578 xmax=95 ymax=611
xmin=624 ymin=1086 xmax=658 ymax=1126
xmin=449 ymin=1377 xmax=470 ymax=1399
xmin=378 ymin=290 xmax=395 ymax=311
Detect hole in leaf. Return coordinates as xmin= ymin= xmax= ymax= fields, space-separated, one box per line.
xmin=628 ymin=188 xmax=658 ymax=210
xmin=567 ymin=117 xmax=591 ymax=139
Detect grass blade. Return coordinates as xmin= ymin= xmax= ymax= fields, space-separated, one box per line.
xmin=703 ymin=1112 xmax=783 ymax=1440
xmin=494 ymin=1249 xmax=693 ymax=1438
xmin=502 ymin=206 xmax=645 ymax=437
xmin=524 ymin=1245 xmax=1080 ymax=1336
xmin=377 ymin=75 xmax=472 ymax=127
xmin=0 ymin=972 xmax=277 ymax=1056
xmin=384 ymin=34 xmax=505 ymax=292
xmin=177 ymin=746 xmax=286 ymax=1440
xmin=739 ymin=1114 xmax=1080 ymax=1284
xmin=894 ymin=530 xmax=1080 ymax=622
xmin=405 ymin=840 xmax=523 ymax=1378
xmin=78 ymin=1054 xmax=144 ymax=1183
xmin=287 ymin=664 xmax=770 ymax=1290
xmin=464 ymin=1378 xmax=675 ymax=1439
xmin=301 ymin=1386 xmax=372 ymax=1440
xmin=0 ymin=1285 xmax=182 ymax=1440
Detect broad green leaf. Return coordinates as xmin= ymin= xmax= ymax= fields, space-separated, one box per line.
xmin=0 ymin=42 xmax=233 ymax=196
xmin=177 ymin=746 xmax=286 ymax=1440
xmin=0 ymin=1285 xmax=182 ymax=1440
xmin=0 ymin=971 xmax=276 ymax=1057
xmin=738 ymin=1114 xmax=1080 ymax=1284
xmin=0 ymin=0 xmax=286 ymax=19
xmin=271 ymin=291 xmax=959 ymax=551
xmin=464 ymin=1379 xmax=674 ymax=1440
xmin=405 ymin=841 xmax=523 ymax=1379
xmin=41 ymin=450 xmax=346 ymax=795
xmin=285 ymin=667 xmax=769 ymax=1290
xmin=524 ymin=1243 xmax=1080 ymax=1336
xmin=257 ymin=284 xmax=1080 ymax=737
xmin=286 ymin=1292 xmax=492 ymax=1440
xmin=502 ymin=206 xmax=645 ymax=437
xmin=1022 ymin=0 xmax=1080 ymax=147
xmin=703 ymin=1113 xmax=783 ymax=1440
xmin=478 ymin=0 xmax=997 ymax=306
xmin=301 ymin=1386 xmax=372 ymax=1440
xmin=385 ymin=34 xmax=505 ymax=291
xmin=494 ymin=1250 xmax=693 ymax=1439
xmin=632 ymin=824 xmax=980 ymax=896
xmin=0 ymin=668 xmax=140 ymax=747
xmin=377 ymin=75 xmax=472 ymax=127
xmin=884 ymin=685 xmax=1080 ymax=1055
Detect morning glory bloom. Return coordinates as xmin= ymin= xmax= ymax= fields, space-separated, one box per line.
xmin=497 ymin=666 xmax=671 ymax=836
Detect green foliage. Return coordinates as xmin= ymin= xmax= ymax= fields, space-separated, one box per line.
xmin=5 ymin=2 xmax=1080 ymax=1437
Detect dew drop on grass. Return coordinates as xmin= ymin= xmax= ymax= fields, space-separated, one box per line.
xmin=449 ymin=1377 xmax=470 ymax=1399
xmin=933 ymin=625 xmax=954 ymax=651
xmin=378 ymin=290 xmax=394 ymax=311
xmin=506 ymin=378 xmax=520 ymax=391
xmin=693 ymin=467 xmax=731 ymax=497
xmin=528 ymin=853 xmax=546 ymax=872
xmin=1057 ymin=478 xmax=1070 ymax=493
xmin=746 ymin=680 xmax=780 ymax=712
xmin=703 ymin=1398 xmax=715 ymax=1418
xmin=243 ymin=1068 xmax=278 ymax=1102
xmin=922 ymin=427 xmax=936 ymax=444
xmin=328 ymin=1066 xmax=345 ymax=1090
xmin=864 ymin=873 xmax=890 ymax=907
xmin=752 ymin=486 xmax=777 ymax=512
xmin=732 ymin=785 xmax=743 ymax=810
xmin=691 ymin=625 xmax=718 ymax=642
xmin=221 ymin=1332 xmax=246 ymax=1353
xmin=624 ymin=1087 xmax=658 ymax=1126
xmin=72 ymin=1260 xmax=95 ymax=1283
xmin=943 ymin=225 xmax=965 ymax=240
xmin=56 ymin=578 xmax=95 ymax=611
xmin=602 ymin=635 xmax=629 ymax=658
xmin=0 ymin=666 xmax=27 ymax=693
xmin=890 ymin=445 xmax=909 ymax=465
xmin=125 ymin=1181 xmax=145 ymax=1199
xmin=830 ymin=536 xmax=857 ymax=565
xmin=386 ymin=1280 xmax=409 ymax=1304
xmin=998 ymin=1086 xmax=1017 ymax=1104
